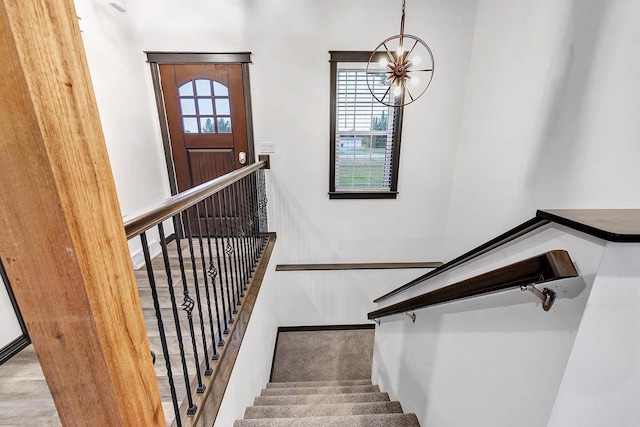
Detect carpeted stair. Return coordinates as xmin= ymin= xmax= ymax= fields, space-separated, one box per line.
xmin=234 ymin=327 xmax=420 ymax=427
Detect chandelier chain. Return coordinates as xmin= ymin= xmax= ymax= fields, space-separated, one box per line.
xmin=399 ymin=0 xmax=406 ymax=46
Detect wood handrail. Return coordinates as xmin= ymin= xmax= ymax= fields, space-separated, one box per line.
xmin=368 ymin=250 xmax=578 ymax=320
xmin=374 ymin=209 xmax=640 ymax=303
xmin=374 ymin=217 xmax=551 ymax=303
xmin=124 ymin=159 xmax=267 ymax=239
xmin=276 ymin=262 xmax=442 ymax=271
xmin=536 ymin=209 xmax=640 ymax=242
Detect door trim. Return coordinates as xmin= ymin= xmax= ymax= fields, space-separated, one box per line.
xmin=146 ymin=52 xmax=251 ymax=64
xmin=146 ymin=52 xmax=255 ymax=195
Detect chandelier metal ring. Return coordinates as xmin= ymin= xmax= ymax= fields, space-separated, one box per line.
xmin=366 ymin=34 xmax=435 ymax=107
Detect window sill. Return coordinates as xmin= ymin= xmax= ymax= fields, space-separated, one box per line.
xmin=328 ymin=191 xmax=398 ymax=200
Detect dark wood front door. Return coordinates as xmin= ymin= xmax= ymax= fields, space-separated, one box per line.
xmin=160 ymin=63 xmax=248 ymax=191
xmin=159 ymin=64 xmax=250 ymax=235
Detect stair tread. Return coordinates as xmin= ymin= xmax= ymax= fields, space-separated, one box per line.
xmin=260 ymin=385 xmax=379 ymax=396
xmin=253 ymin=392 xmax=390 ymax=406
xmin=244 ymin=401 xmax=403 ymax=419
xmin=271 ymin=329 xmax=375 ymax=383
xmin=266 ymin=380 xmax=372 ymax=389
xmin=234 ymin=413 xmax=420 ymax=427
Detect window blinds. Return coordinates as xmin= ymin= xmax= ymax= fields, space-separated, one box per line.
xmin=335 ymin=69 xmax=396 ymax=190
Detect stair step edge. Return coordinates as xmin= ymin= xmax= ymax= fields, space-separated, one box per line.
xmin=253 ymin=392 xmax=391 ymax=406
xmin=260 ymin=385 xmax=380 ymax=396
xmin=233 ymin=413 xmax=420 ymax=427
xmin=266 ymin=379 xmax=372 ymax=389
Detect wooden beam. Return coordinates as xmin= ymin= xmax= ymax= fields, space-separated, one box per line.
xmin=0 ymin=1 xmax=164 ymax=425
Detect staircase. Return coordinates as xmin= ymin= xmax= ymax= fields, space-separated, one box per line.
xmin=233 ymin=326 xmax=420 ymax=427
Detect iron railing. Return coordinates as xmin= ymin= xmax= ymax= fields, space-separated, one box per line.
xmin=123 ymin=159 xmax=269 ymax=426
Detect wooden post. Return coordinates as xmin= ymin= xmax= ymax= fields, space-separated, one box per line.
xmin=0 ymin=1 xmax=164 ymax=425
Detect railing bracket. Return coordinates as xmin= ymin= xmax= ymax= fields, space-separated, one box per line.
xmin=372 ymin=318 xmax=380 ymax=326
xmin=404 ymin=311 xmax=416 ymax=323
xmin=520 ymin=285 xmax=556 ymax=311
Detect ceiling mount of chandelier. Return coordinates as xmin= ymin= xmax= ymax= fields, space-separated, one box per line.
xmin=366 ymin=0 xmax=435 ymax=107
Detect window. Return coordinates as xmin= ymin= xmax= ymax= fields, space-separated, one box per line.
xmin=329 ymin=51 xmax=404 ymax=199
xmin=178 ymin=79 xmax=232 ymax=134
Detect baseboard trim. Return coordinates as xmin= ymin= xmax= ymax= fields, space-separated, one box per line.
xmin=131 ymin=238 xmax=163 ymax=270
xmin=277 ymin=324 xmax=375 ymax=333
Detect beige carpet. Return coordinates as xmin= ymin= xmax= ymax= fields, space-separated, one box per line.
xmin=233 ymin=327 xmax=420 ymax=426
xmin=270 ymin=328 xmax=375 ymax=382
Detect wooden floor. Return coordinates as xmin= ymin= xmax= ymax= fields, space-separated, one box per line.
xmin=0 ymin=345 xmax=60 ymax=426
xmin=0 ymin=236 xmax=259 ymax=426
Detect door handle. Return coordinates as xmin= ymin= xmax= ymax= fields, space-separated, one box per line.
xmin=239 ymin=151 xmax=247 ymax=165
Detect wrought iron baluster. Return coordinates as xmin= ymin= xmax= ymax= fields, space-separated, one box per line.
xmin=236 ymin=177 xmax=250 ymax=290
xmin=194 ymin=202 xmax=219 ymax=360
xmin=216 ymin=191 xmax=236 ymax=322
xmin=257 ymin=169 xmax=269 ymax=248
xmin=229 ymin=181 xmax=246 ymax=297
xmin=183 ymin=210 xmax=212 ymax=377
xmin=241 ymin=174 xmax=254 ymax=275
xmin=158 ymin=223 xmax=196 ymax=417
xmin=249 ymin=170 xmax=261 ymax=263
xmin=173 ymin=217 xmax=205 ymax=394
xmin=241 ymin=175 xmax=254 ymax=277
xmin=222 ymin=186 xmax=241 ymax=309
xmin=140 ymin=232 xmax=182 ymax=424
xmin=209 ymin=194 xmax=230 ymax=333
xmin=239 ymin=176 xmax=252 ymax=290
xmin=202 ymin=199 xmax=225 ymax=346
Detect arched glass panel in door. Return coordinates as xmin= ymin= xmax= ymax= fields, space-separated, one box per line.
xmin=178 ymin=79 xmax=232 ymax=134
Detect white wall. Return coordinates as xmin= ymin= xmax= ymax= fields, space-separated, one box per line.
xmin=77 ymin=0 xmax=640 ymax=266
xmin=548 ymin=242 xmax=640 ymax=427
xmin=74 ymin=0 xmax=173 ymax=257
xmin=75 ymin=0 xmax=640 ymax=271
xmin=0 ymin=274 xmax=23 ymax=349
xmin=372 ymin=224 xmax=606 ymax=427
xmin=444 ymin=0 xmax=640 ymax=258
xmin=131 ymin=0 xmax=479 ymax=264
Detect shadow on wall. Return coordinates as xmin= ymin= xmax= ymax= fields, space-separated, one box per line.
xmin=526 ymin=0 xmax=611 ymax=196
xmin=374 ymin=316 xmax=436 ymax=424
xmin=270 ymin=268 xmax=400 ymax=326
xmin=267 ymin=171 xmax=341 ymax=262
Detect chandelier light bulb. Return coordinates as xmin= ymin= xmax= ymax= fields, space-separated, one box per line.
xmin=393 ymin=85 xmax=403 ymax=97
xmin=411 ymin=55 xmax=422 ymax=66
xmin=379 ymin=58 xmax=388 ymax=67
xmin=396 ymin=45 xmax=404 ymax=56
xmin=410 ymin=76 xmax=420 ymax=86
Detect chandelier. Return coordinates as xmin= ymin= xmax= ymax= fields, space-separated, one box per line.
xmin=366 ymin=0 xmax=435 ymax=107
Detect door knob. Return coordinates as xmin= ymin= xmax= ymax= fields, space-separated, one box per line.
xmin=239 ymin=151 xmax=247 ymax=165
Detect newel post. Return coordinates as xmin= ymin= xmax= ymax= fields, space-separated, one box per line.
xmin=0 ymin=0 xmax=164 ymax=425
